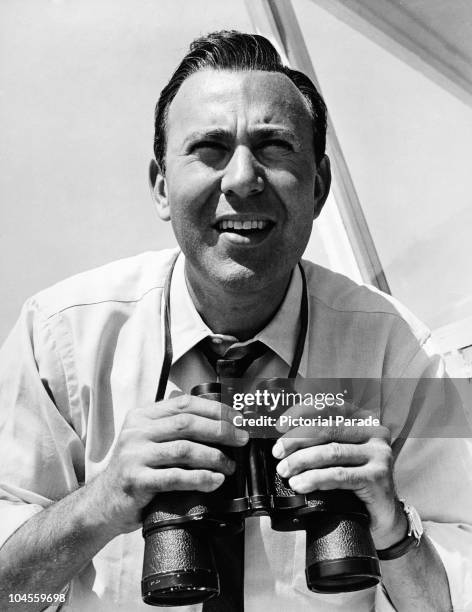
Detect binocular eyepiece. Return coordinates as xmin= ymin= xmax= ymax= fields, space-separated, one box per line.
xmin=141 ymin=381 xmax=380 ymax=606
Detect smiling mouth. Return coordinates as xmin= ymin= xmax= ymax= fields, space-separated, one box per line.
xmin=214 ymin=218 xmax=274 ymax=237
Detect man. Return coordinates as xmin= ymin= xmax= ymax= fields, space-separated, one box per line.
xmin=0 ymin=31 xmax=470 ymax=611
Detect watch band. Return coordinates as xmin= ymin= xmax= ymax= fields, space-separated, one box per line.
xmin=376 ymin=499 xmax=423 ymax=561
xmin=377 ymin=532 xmax=418 ymax=560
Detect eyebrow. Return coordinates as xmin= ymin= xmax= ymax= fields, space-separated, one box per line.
xmin=183 ymin=125 xmax=299 ymax=144
xmin=183 ymin=129 xmax=232 ymax=146
xmin=249 ymin=126 xmax=302 ymax=153
xmin=250 ymin=125 xmax=299 ymax=142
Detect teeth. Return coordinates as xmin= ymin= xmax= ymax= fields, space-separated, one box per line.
xmin=217 ymin=219 xmax=269 ymax=231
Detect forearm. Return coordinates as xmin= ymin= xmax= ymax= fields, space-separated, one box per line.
xmin=0 ymin=478 xmax=119 ymax=612
xmin=381 ymin=534 xmax=452 ymax=612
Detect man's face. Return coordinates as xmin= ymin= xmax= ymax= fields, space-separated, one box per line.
xmin=154 ymin=69 xmax=329 ymax=294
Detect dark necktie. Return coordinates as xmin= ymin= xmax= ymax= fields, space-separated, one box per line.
xmin=200 ymin=338 xmax=267 ymax=612
xmin=199 ymin=338 xmax=268 ymax=379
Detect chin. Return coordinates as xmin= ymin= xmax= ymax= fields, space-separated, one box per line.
xmin=207 ymin=257 xmax=283 ymax=294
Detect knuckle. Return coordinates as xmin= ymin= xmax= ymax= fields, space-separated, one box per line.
xmin=117 ymin=443 xmax=136 ymax=465
xmin=327 ymin=442 xmax=344 ymax=463
xmin=149 ymin=444 xmax=163 ymax=464
xmin=333 ymin=466 xmax=347 ymax=483
xmin=174 ymin=412 xmax=192 ymax=432
xmin=122 ymin=480 xmax=136 ymax=497
xmin=120 ymin=464 xmax=134 ymax=486
xmin=173 ymin=394 xmax=191 ymax=411
xmin=349 ymin=472 xmax=363 ymax=487
xmin=173 ymin=440 xmax=190 ymax=460
xmin=326 ymin=426 xmax=338 ymax=442
xmin=162 ymin=467 xmax=180 ymax=488
xmin=374 ymin=462 xmax=390 ymax=481
xmin=380 ymin=444 xmax=393 ymax=465
xmin=121 ymin=468 xmax=145 ymax=496
xmin=364 ymin=468 xmax=378 ymax=485
xmin=371 ymin=439 xmax=392 ymax=463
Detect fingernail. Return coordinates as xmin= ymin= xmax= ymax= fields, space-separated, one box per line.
xmin=236 ymin=428 xmax=249 ymax=444
xmin=272 ymin=441 xmax=284 ymax=458
xmin=212 ymin=473 xmax=225 ymax=486
xmin=277 ymin=460 xmax=289 ymax=478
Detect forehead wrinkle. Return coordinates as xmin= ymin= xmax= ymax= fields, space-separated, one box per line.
xmin=168 ymin=80 xmax=238 ymax=136
xmin=166 ymin=69 xmax=313 ymax=149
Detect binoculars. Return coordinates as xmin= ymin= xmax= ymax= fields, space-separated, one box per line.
xmin=141 ymin=380 xmax=381 ymax=606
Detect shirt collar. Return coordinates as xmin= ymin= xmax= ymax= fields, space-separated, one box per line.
xmin=169 ymin=253 xmax=308 ymax=376
xmin=251 ymin=264 xmax=308 ymax=377
xmin=169 ymin=253 xmax=210 ymax=364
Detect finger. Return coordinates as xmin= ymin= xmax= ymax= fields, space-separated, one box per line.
xmin=276 ymin=442 xmax=369 ymax=479
xmin=142 ymin=394 xmax=237 ymax=423
xmin=288 ymin=464 xmax=385 ymax=495
xmin=142 ymin=467 xmax=225 ymax=493
xmin=272 ymin=424 xmax=391 ymax=458
xmin=148 ymin=412 xmax=249 ymax=447
xmin=144 ymin=440 xmax=236 ymax=475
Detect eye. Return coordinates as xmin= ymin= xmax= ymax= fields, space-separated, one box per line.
xmin=191 ymin=141 xmax=226 ymax=152
xmin=190 ymin=141 xmax=228 ymax=165
xmin=258 ymin=139 xmax=294 ymax=154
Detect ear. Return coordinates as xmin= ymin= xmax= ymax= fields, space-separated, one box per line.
xmin=149 ymin=159 xmax=171 ymax=221
xmin=313 ymin=154 xmax=331 ymax=219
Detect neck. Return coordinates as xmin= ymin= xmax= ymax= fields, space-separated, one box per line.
xmin=185 ymin=264 xmax=293 ymax=341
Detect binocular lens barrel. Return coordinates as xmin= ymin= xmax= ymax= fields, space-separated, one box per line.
xmin=259 ymin=380 xmax=380 ymax=593
xmin=141 ymin=383 xmax=226 ymax=606
xmin=304 ymin=520 xmax=380 ymax=593
xmin=141 ymin=526 xmax=219 ymax=605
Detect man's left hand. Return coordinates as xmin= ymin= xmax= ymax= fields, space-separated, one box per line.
xmin=272 ymin=404 xmax=408 ymax=549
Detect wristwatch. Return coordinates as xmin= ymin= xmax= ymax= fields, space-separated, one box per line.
xmin=376 ymin=499 xmax=423 ymax=560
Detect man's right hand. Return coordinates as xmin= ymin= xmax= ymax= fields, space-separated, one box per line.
xmin=91 ymin=394 xmax=249 ymax=536
xmin=0 ymin=394 xmax=248 ymax=611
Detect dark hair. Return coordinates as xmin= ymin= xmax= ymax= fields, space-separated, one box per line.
xmin=153 ymin=30 xmax=327 ymax=173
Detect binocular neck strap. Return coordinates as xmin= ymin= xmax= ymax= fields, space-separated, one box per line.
xmin=289 ymin=262 xmax=308 ymax=379
xmin=155 ymin=255 xmax=309 ymax=402
xmin=155 ymin=252 xmax=180 ymax=403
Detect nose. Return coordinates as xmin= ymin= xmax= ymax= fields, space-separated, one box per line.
xmin=220 ymin=145 xmax=264 ymax=198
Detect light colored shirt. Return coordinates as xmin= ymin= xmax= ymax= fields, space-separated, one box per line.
xmin=0 ymin=249 xmax=471 ymax=611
